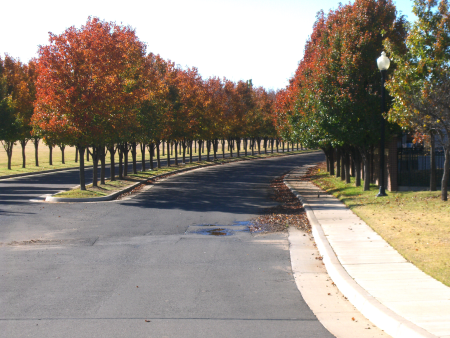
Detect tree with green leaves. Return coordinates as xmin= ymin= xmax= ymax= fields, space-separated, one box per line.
xmin=386 ymin=0 xmax=450 ymax=200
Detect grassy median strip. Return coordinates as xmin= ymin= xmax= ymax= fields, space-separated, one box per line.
xmin=52 ymin=150 xmax=316 ymax=199
xmin=311 ymin=163 xmax=450 ymax=287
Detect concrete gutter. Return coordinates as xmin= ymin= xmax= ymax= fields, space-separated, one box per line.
xmin=284 ymin=172 xmax=437 ymax=338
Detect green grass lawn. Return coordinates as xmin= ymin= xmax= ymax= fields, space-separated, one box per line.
xmin=311 ymin=163 xmax=450 ymax=287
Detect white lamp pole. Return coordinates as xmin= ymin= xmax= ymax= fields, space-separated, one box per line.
xmin=376 ymin=51 xmax=390 ymax=197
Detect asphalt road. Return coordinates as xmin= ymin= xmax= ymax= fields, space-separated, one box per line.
xmin=0 ymin=151 xmax=332 ymax=338
xmin=0 ymin=149 xmax=296 ymax=204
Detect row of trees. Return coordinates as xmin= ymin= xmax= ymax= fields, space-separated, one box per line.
xmin=275 ymin=0 xmax=450 ymax=200
xmin=0 ymin=55 xmax=38 ymax=169
xmin=1 ymin=17 xmax=291 ymax=189
xmin=274 ymin=0 xmax=407 ymax=190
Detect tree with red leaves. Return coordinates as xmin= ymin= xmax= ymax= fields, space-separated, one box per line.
xmin=32 ymin=17 xmax=147 ymax=189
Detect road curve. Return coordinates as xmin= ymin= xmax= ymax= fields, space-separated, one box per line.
xmin=0 ymin=151 xmax=333 ymax=338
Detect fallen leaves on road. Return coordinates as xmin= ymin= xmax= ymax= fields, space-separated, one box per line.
xmin=249 ymin=174 xmax=311 ymax=233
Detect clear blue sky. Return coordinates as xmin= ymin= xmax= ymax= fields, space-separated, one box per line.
xmin=0 ymin=0 xmax=415 ymax=91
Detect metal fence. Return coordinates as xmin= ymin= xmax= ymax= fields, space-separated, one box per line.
xmin=398 ymin=148 xmax=448 ymax=188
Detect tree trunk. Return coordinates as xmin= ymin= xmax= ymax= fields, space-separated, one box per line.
xmin=229 ymin=139 xmax=233 ymax=158
xmin=167 ymin=141 xmax=170 ymax=167
xmin=123 ymin=142 xmax=129 ymax=177
xmin=182 ymin=140 xmax=186 ymax=164
xmin=60 ymin=145 xmax=65 ymax=164
xmin=33 ymin=137 xmax=39 ymax=166
xmin=189 ymin=140 xmax=193 ymax=163
xmin=174 ymin=141 xmax=178 ymax=166
xmin=362 ymin=150 xmax=370 ymax=191
xmin=75 ymin=146 xmax=78 ymax=163
xmin=325 ymin=149 xmax=330 ymax=172
xmin=282 ymin=141 xmax=285 ymax=152
xmin=100 ymin=146 xmax=106 ymax=185
xmin=351 ymin=153 xmax=356 ymax=177
xmin=441 ymin=146 xmax=450 ymax=201
xmin=370 ymin=146 xmax=375 ymax=184
xmin=264 ymin=138 xmax=267 ymax=154
xmin=276 ymin=140 xmax=279 ymax=153
xmin=49 ymin=145 xmax=53 ymax=165
xmin=131 ymin=142 xmax=137 ymax=174
xmin=162 ymin=140 xmax=165 ymax=156
xmin=109 ymin=145 xmax=116 ymax=181
xmin=340 ymin=150 xmax=345 ymax=181
xmin=257 ymin=138 xmax=261 ymax=154
xmin=198 ymin=140 xmax=202 ymax=161
xmin=140 ymin=143 xmax=146 ymax=172
xmin=207 ymin=140 xmax=211 ymax=161
xmin=156 ymin=141 xmax=161 ymax=168
xmin=329 ymin=147 xmax=335 ymax=176
xmin=91 ymin=146 xmax=98 ymax=187
xmin=78 ymin=146 xmax=86 ymax=190
xmin=222 ymin=139 xmax=225 ymax=158
xmin=236 ymin=138 xmax=240 ymax=157
xmin=3 ymin=141 xmax=13 ymax=170
xmin=354 ymin=150 xmax=361 ymax=187
xmin=336 ymin=148 xmax=341 ymax=178
xmin=213 ymin=139 xmax=217 ymax=160
xmin=149 ymin=143 xmax=154 ymax=170
xmin=430 ymin=131 xmax=437 ymax=191
xmin=20 ymin=140 xmax=27 ymax=168
xmin=86 ymin=147 xmax=89 ymax=162
xmin=345 ymin=151 xmax=351 ymax=184
xmin=359 ymin=147 xmax=370 ymax=191
xmin=118 ymin=144 xmax=123 ymax=180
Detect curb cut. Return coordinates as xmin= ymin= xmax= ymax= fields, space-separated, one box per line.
xmin=284 ymin=172 xmax=436 ymax=338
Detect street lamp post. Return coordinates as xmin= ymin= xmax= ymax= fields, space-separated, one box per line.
xmin=376 ymin=51 xmax=390 ymax=197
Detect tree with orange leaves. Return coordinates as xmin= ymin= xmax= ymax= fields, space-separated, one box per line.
xmin=0 ymin=55 xmax=36 ymax=169
xmin=32 ymin=17 xmax=147 ymax=189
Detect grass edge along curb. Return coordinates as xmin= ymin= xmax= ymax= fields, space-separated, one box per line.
xmin=311 ymin=164 xmax=450 ymax=288
xmin=45 ymin=149 xmax=319 ymax=203
xmin=283 ymin=171 xmax=437 ymax=338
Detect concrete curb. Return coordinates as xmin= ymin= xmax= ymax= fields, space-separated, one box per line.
xmin=284 ymin=173 xmax=436 ymax=338
xmin=44 ymin=150 xmax=319 ymax=203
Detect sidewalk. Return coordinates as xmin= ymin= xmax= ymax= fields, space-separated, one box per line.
xmin=285 ymin=166 xmax=450 ymax=338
